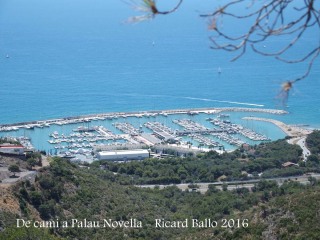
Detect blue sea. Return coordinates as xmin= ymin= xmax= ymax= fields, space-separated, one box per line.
xmin=0 ymin=0 xmax=319 ymax=151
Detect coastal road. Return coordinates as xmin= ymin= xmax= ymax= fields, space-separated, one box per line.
xmin=243 ymin=116 xmax=312 ymax=161
xmin=296 ymin=137 xmax=311 ymax=161
xmin=136 ymin=174 xmax=320 ymax=193
xmin=287 ymin=136 xmax=311 ymax=161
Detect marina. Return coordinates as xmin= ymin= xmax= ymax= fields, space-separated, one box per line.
xmin=144 ymin=122 xmax=176 ymax=140
xmin=113 ymin=122 xmax=141 ymax=136
xmin=0 ymin=107 xmax=287 ymax=132
xmin=209 ymin=119 xmax=270 ymax=141
xmin=0 ymin=107 xmax=289 ymax=158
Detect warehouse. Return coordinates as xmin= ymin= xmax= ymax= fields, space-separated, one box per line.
xmin=96 ymin=149 xmax=149 ymax=161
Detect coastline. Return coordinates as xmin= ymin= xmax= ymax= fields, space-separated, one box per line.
xmin=0 ymin=107 xmax=287 ymax=131
xmin=242 ymin=117 xmax=312 ymax=137
xmin=0 ymin=107 xmax=310 ymax=158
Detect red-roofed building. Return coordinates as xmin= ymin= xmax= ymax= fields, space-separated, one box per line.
xmin=0 ymin=145 xmax=25 ymax=155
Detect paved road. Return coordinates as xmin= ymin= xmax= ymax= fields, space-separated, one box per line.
xmin=296 ymin=137 xmax=311 ymax=161
xmin=287 ymin=136 xmax=311 ymax=161
xmin=136 ymin=174 xmax=320 ymax=193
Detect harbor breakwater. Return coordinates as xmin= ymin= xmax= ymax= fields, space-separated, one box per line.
xmin=0 ymin=107 xmax=288 ymax=132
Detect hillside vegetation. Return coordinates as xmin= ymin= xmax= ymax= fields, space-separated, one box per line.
xmin=101 ymin=139 xmax=312 ymax=184
xmin=0 ymin=134 xmax=319 ymax=239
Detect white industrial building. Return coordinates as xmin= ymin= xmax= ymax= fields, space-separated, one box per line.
xmin=96 ymin=149 xmax=150 ymax=161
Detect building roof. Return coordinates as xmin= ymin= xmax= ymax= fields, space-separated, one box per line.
xmin=98 ymin=149 xmax=149 ymax=156
xmin=0 ymin=145 xmax=24 ymax=149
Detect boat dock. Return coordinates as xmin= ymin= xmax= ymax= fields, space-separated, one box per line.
xmin=173 ymin=119 xmax=209 ymax=132
xmin=144 ymin=122 xmax=176 ymax=141
xmin=0 ymin=107 xmax=291 ymax=156
xmin=95 ymin=126 xmax=120 ymax=140
xmin=209 ymin=119 xmax=269 ymax=141
xmin=48 ymin=125 xmax=124 ymax=151
xmin=113 ymin=122 xmax=141 ymax=136
xmin=0 ymin=107 xmax=288 ymax=132
xmin=189 ymin=134 xmax=220 ymax=147
xmin=173 ymin=119 xmax=246 ymax=147
xmin=44 ymin=114 xmax=273 ymax=152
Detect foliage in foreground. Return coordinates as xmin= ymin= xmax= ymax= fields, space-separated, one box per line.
xmin=0 ymin=226 xmax=60 ymax=240
xmin=1 ymin=133 xmax=320 ymax=239
xmin=0 ymin=155 xmax=319 ymax=239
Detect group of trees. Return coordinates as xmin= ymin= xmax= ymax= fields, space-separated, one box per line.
xmin=301 ymin=130 xmax=320 ymax=168
xmin=8 ymin=164 xmax=20 ymax=177
xmin=7 ymin=152 xmax=42 ymax=178
xmin=2 ymin=130 xmax=320 ymax=238
xmin=1 ymin=153 xmax=319 ymax=239
xmin=306 ymin=130 xmax=320 ymax=154
xmin=25 ymin=152 xmax=42 ymax=170
xmin=96 ymin=139 xmax=306 ymax=184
